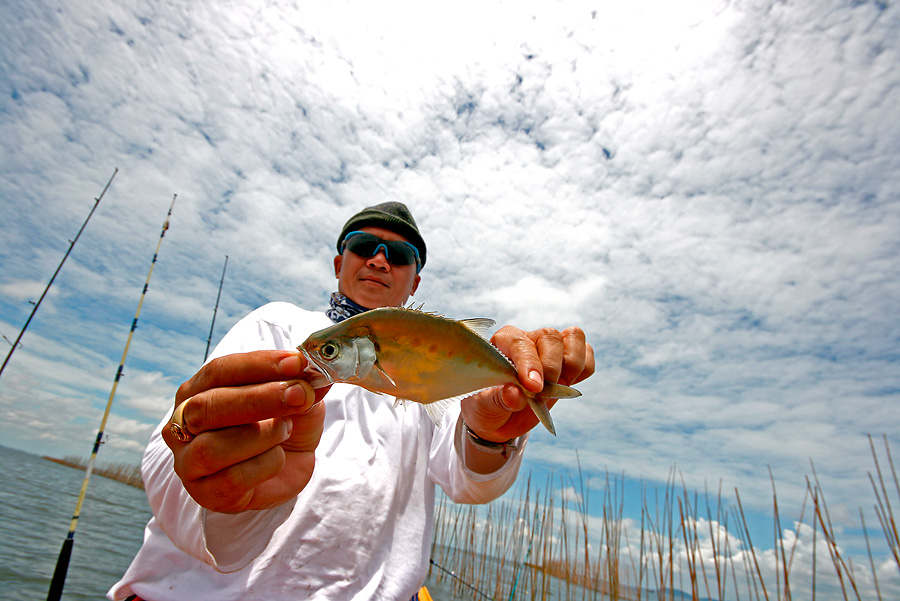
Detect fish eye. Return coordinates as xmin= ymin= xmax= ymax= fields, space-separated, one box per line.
xmin=320 ymin=342 xmax=340 ymax=360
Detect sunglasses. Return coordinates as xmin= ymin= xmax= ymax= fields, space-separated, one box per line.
xmin=341 ymin=231 xmax=422 ymax=272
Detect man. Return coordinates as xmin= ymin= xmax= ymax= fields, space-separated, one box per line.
xmin=110 ymin=202 xmax=594 ymax=600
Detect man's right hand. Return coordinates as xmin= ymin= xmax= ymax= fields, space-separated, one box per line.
xmin=162 ymin=350 xmax=330 ymax=513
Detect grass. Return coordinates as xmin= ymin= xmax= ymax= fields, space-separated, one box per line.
xmin=429 ymin=435 xmax=900 ymax=601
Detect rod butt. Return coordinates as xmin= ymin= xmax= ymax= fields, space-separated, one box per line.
xmin=47 ymin=536 xmax=74 ymax=601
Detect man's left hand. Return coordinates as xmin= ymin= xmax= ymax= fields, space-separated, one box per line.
xmin=460 ymin=325 xmax=595 ymax=442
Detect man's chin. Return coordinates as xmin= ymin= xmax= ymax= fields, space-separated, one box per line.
xmin=350 ymin=289 xmax=394 ymax=310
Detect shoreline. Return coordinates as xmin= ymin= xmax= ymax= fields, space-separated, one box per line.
xmin=42 ymin=455 xmax=144 ymax=490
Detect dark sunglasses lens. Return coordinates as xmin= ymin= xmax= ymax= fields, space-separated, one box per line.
xmin=344 ymin=235 xmax=376 ymax=256
xmin=345 ymin=234 xmax=416 ymax=266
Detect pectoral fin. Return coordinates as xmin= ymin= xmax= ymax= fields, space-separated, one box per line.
xmin=374 ymin=359 xmax=397 ymax=387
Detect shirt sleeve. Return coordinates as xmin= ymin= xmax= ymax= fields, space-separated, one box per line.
xmin=427 ymin=401 xmax=529 ymax=504
xmin=141 ymin=302 xmax=324 ymax=572
xmin=141 ymin=420 xmax=297 ymax=572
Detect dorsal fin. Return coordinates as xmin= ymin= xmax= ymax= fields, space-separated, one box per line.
xmin=457 ymin=318 xmax=495 ymax=339
xmin=403 ymin=301 xmax=430 ymax=313
xmin=399 ymin=303 xmax=495 ymax=339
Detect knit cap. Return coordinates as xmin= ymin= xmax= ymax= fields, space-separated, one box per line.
xmin=336 ymin=202 xmax=426 ymax=268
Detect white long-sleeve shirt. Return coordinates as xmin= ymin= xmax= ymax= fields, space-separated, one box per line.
xmin=109 ymin=302 xmax=526 ymax=601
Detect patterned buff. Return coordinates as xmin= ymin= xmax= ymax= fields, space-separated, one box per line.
xmin=326 ymin=292 xmax=371 ymax=323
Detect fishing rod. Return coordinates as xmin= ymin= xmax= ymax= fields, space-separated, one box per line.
xmin=0 ymin=168 xmax=118 ymax=381
xmin=429 ymin=559 xmax=496 ymax=601
xmin=203 ymin=254 xmax=229 ymax=362
xmin=47 ymin=193 xmax=178 ymax=601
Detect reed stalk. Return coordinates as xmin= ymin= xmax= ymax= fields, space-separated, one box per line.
xmin=868 ymin=435 xmax=900 ymax=576
xmin=859 ymin=509 xmax=882 ymax=601
xmin=808 ymin=464 xmax=860 ymax=601
xmin=429 ymin=437 xmax=900 ymax=601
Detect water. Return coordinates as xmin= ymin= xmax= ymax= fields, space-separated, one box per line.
xmin=0 ymin=445 xmax=150 ymax=601
xmin=0 ymin=444 xmax=573 ymax=601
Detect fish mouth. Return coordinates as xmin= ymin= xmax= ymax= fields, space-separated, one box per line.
xmin=298 ymin=347 xmax=334 ymax=389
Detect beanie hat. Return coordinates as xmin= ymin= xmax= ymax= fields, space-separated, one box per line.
xmin=336 ymin=202 xmax=427 ymax=268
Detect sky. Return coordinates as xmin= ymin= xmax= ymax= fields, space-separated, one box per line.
xmin=1 ymin=0 xmax=898 ymax=597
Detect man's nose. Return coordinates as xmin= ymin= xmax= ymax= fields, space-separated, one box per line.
xmin=366 ymin=246 xmax=390 ymax=270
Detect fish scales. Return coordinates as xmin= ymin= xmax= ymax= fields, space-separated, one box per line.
xmin=299 ymin=307 xmax=581 ymax=434
xmin=363 ymin=310 xmax=516 ymax=402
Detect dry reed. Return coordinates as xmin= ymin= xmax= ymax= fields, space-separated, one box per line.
xmin=43 ymin=455 xmax=144 ymax=489
xmin=429 ymin=435 xmax=900 ymax=601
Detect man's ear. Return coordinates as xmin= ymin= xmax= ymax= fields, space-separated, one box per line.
xmin=333 ymin=255 xmax=342 ymax=278
xmin=410 ymin=274 xmax=421 ymax=296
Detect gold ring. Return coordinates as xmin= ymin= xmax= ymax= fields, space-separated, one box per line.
xmin=169 ymin=399 xmax=195 ymax=443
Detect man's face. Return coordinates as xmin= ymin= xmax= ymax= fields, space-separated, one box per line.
xmin=334 ymin=226 xmax=421 ymax=309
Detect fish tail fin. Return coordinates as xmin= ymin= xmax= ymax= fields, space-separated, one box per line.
xmin=526 ymin=383 xmax=580 ymax=436
xmin=541 ymin=382 xmax=582 ymax=399
xmin=528 ymin=394 xmax=557 ymax=436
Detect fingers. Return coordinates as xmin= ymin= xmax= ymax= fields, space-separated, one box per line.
xmin=462 ymin=383 xmax=549 ymax=442
xmin=492 ymin=325 xmax=592 ymax=391
xmin=559 ymin=326 xmax=595 ymax=386
xmin=464 ymin=324 xmax=594 ymax=441
xmin=529 ymin=327 xmax=566 ymax=387
xmin=175 ymin=416 xmax=294 ymax=481
xmin=491 ymin=326 xmax=548 ymax=393
xmin=171 ymin=400 xmax=325 ymax=513
xmin=163 ymin=350 xmax=330 ymax=512
xmin=166 ymin=350 xmax=329 ymax=447
xmin=176 ymin=350 xmax=308 ymax=403
xmin=180 ymin=446 xmax=311 ymax=514
xmin=165 ymin=379 xmax=318 ymax=445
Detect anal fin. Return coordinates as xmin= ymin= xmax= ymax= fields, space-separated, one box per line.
xmin=421 ymin=396 xmax=466 ymax=428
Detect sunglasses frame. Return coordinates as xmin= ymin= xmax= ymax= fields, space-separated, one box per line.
xmin=341 ymin=231 xmax=422 ymax=273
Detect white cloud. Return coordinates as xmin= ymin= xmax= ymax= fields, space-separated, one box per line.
xmin=1 ymin=0 xmax=899 ymax=583
xmin=0 ymin=280 xmax=56 ymax=304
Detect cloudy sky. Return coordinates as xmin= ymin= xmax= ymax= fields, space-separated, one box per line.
xmin=2 ymin=0 xmax=898 ymax=596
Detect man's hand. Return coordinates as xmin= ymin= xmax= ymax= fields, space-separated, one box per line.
xmin=162 ymin=350 xmax=330 ymax=513
xmin=461 ymin=326 xmax=595 ymax=443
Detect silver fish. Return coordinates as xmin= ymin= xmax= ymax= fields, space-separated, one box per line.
xmin=299 ymin=307 xmax=581 ymax=434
